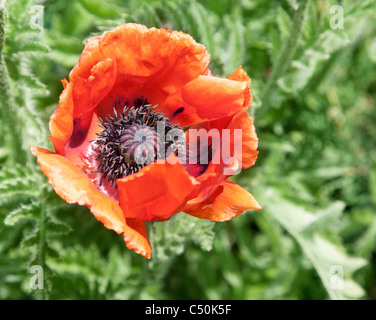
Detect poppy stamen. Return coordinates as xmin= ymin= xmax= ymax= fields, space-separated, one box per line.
xmin=92 ymin=102 xmax=185 ymax=187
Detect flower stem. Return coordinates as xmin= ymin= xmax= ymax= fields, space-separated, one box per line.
xmin=260 ymin=0 xmax=310 ymax=112
xmin=0 ymin=4 xmax=26 ymax=164
xmin=36 ymin=194 xmax=47 ymax=300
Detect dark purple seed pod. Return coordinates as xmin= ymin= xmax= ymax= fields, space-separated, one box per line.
xmin=92 ymin=101 xmax=184 ymax=187
xmin=120 ymin=123 xmax=161 ymax=165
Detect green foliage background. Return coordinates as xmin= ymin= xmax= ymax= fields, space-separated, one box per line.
xmin=0 ymin=0 xmax=375 ymax=300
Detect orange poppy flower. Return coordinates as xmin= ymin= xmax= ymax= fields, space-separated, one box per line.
xmin=31 ymin=24 xmax=260 ymax=259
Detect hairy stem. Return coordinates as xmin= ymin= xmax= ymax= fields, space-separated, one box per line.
xmin=260 ymin=0 xmax=310 ymax=112
xmin=0 ymin=4 xmax=26 ymax=164
xmin=36 ymin=194 xmax=47 ymax=300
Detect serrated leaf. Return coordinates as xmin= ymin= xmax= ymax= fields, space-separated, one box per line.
xmin=0 ymin=147 xmax=10 ymax=160
xmin=134 ymin=2 xmax=161 ymax=28
xmin=20 ymin=74 xmax=48 ymax=93
xmin=370 ymin=167 xmax=376 ymax=204
xmin=46 ymin=220 xmax=71 ymax=235
xmin=221 ymin=13 xmax=245 ymax=75
xmin=278 ymin=8 xmax=371 ymax=93
xmin=184 ymin=0 xmax=216 ymax=54
xmin=303 ymin=0 xmax=319 ymax=44
xmin=0 ymin=165 xmax=39 ymax=207
xmin=277 ymin=7 xmax=292 ymax=39
xmin=259 ymin=188 xmax=366 ymax=300
xmin=46 ymin=245 xmax=59 ymax=258
xmin=18 ymin=41 xmax=49 ymax=53
xmin=355 ymin=217 xmax=376 ymax=257
xmin=151 ymin=213 xmax=215 ymax=262
xmin=22 ymin=232 xmax=39 ymax=248
xmin=4 ymin=202 xmax=38 ymax=226
xmin=154 ymin=0 xmax=216 ymax=55
xmin=19 ymin=95 xmax=48 ymax=147
xmin=278 ymin=49 xmax=328 ymax=93
xmin=79 ymin=0 xmax=122 ymax=19
xmin=301 ymin=201 xmax=345 ymax=234
xmin=287 ymin=0 xmax=299 ymax=10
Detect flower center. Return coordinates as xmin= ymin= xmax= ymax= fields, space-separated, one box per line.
xmin=92 ymin=103 xmax=185 ymax=187
xmin=120 ymin=123 xmax=160 ymax=166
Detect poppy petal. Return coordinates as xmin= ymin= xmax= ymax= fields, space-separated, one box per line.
xmin=227 ymin=65 xmax=251 ymax=85
xmin=117 ymin=155 xmax=197 ymax=222
xmin=72 ymin=58 xmax=117 ymax=120
xmin=63 ymin=111 xmax=101 ymax=169
xmin=30 ymin=146 xmax=151 ymax=258
xmin=182 ymin=75 xmax=248 ymax=118
xmin=227 ymin=66 xmax=252 ymax=107
xmin=183 ymin=109 xmax=258 ymax=210
xmin=227 ymin=110 xmax=259 ymax=169
xmin=163 ymin=74 xmax=250 ymax=127
xmin=49 ymin=58 xmax=117 ymax=155
xmin=70 ymin=24 xmax=210 ymax=113
xmin=49 ymin=82 xmax=74 ymax=155
xmin=184 ymin=180 xmax=261 ymax=222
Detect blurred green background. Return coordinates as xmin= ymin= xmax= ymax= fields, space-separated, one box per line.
xmin=0 ymin=0 xmax=375 ymax=300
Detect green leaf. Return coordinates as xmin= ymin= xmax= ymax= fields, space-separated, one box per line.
xmin=22 ymin=232 xmax=39 ymax=248
xmin=277 ymin=7 xmax=292 ymax=39
xmin=133 ymin=2 xmax=161 ymax=28
xmin=0 ymin=165 xmax=40 ymax=206
xmin=79 ymin=0 xmax=122 ymax=19
xmin=4 ymin=202 xmax=38 ymax=226
xmin=17 ymin=40 xmax=50 ymax=53
xmin=260 ymin=188 xmax=367 ymax=300
xmin=221 ymin=13 xmax=245 ymax=76
xmin=151 ymin=213 xmax=215 ymax=261
xmin=370 ymin=167 xmax=376 ymax=204
xmin=19 ymin=74 xmax=48 ymax=93
xmin=278 ymin=30 xmax=351 ymax=93
xmin=355 ymin=217 xmax=376 ymax=257
xmin=46 ymin=220 xmax=71 ymax=235
xmin=300 ymin=201 xmax=345 ymax=234
xmin=46 ymin=245 xmax=59 ymax=258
